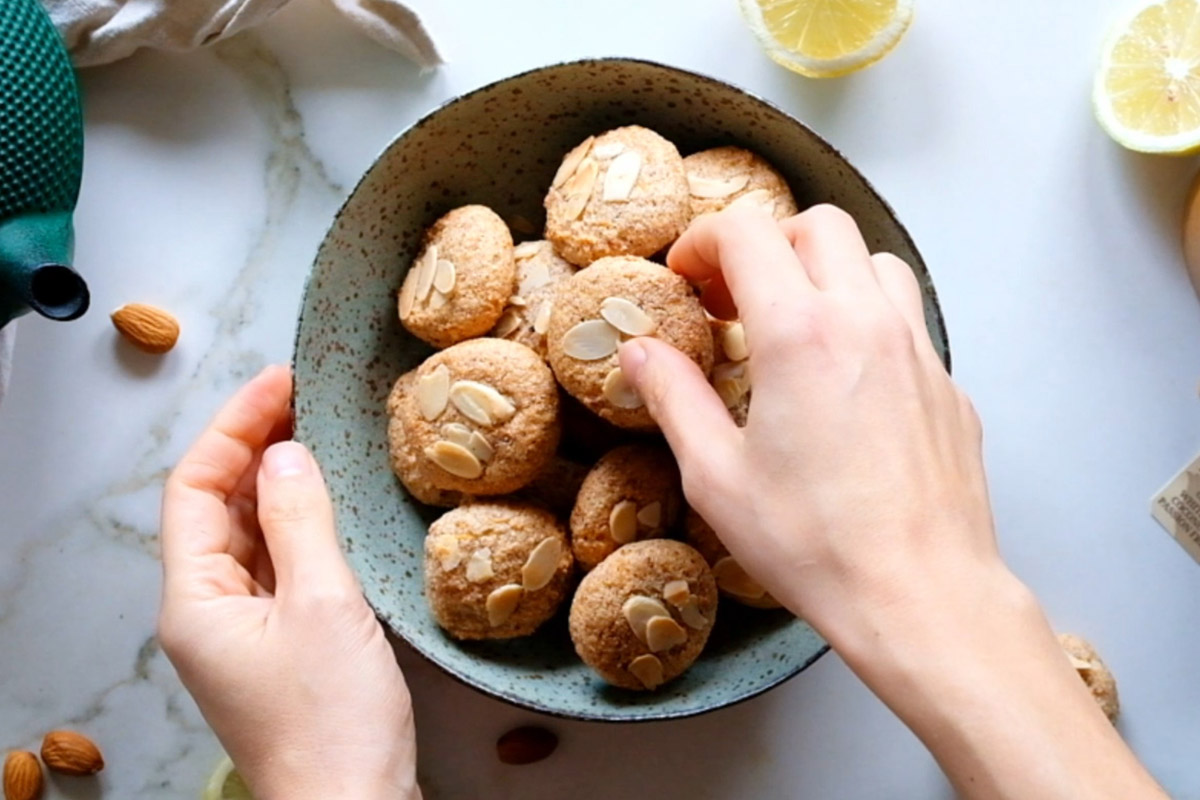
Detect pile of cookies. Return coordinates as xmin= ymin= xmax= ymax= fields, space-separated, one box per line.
xmin=385 ymin=125 xmax=798 ymax=691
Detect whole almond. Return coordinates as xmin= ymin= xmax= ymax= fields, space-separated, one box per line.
xmin=40 ymin=731 xmax=103 ymax=776
xmin=3 ymin=751 xmax=42 ymax=800
xmin=496 ymin=726 xmax=558 ymax=765
xmin=110 ymin=302 xmax=180 ymax=354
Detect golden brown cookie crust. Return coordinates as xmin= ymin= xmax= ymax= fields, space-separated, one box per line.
xmin=683 ymin=507 xmax=781 ymax=609
xmin=546 ymin=256 xmax=713 ymax=430
xmin=570 ymin=444 xmax=681 ymax=571
xmin=544 ymin=126 xmax=690 ymax=266
xmin=386 ymin=371 xmax=464 ymax=508
xmin=399 ymin=338 xmax=560 ymax=495
xmin=489 ymin=240 xmax=576 ymax=358
xmin=682 ymin=146 xmax=800 ymax=221
xmin=708 ymin=316 xmax=751 ymax=427
xmin=569 ymin=540 xmax=717 ymax=690
xmin=1058 ymin=633 xmax=1120 ymax=723
xmin=399 ymin=205 xmax=516 ymax=348
xmin=425 ymin=502 xmax=574 ymax=640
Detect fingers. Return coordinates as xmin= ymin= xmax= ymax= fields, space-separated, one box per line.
xmin=256 ymin=441 xmax=357 ymax=597
xmin=162 ymin=365 xmax=293 ymax=576
xmin=871 ymin=253 xmax=938 ymax=356
xmin=619 ymin=338 xmax=740 ymax=488
xmin=779 ymin=205 xmax=875 ymax=291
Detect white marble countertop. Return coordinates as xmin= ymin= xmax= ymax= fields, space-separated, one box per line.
xmin=3 ymin=0 xmax=1200 ymax=797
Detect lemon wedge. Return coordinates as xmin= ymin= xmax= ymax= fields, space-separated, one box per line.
xmin=738 ymin=0 xmax=915 ymax=78
xmin=1094 ymin=0 xmax=1200 ymax=154
xmin=203 ymin=756 xmax=254 ymax=800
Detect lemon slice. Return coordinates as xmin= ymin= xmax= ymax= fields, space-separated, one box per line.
xmin=1094 ymin=0 xmax=1200 ymax=154
xmin=203 ymin=756 xmax=254 ymax=800
xmin=738 ymin=0 xmax=915 ymax=78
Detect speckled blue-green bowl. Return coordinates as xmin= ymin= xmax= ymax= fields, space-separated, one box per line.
xmin=293 ymin=58 xmax=949 ymax=722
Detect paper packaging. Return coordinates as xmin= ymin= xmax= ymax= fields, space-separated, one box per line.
xmin=1150 ymin=452 xmax=1200 ymax=564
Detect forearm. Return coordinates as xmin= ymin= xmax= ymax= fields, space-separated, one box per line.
xmin=821 ymin=556 xmax=1165 ymax=800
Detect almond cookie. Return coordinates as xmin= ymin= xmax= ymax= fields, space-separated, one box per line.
xmin=682 ymin=146 xmax=799 ymax=221
xmin=570 ymin=444 xmax=682 ymax=572
xmin=425 ymin=502 xmax=574 ymax=640
xmin=709 ymin=317 xmax=751 ymax=427
xmin=490 ymin=240 xmax=575 ymax=358
xmin=514 ymin=455 xmax=591 ymax=519
xmin=684 ymin=507 xmax=781 ymax=609
xmin=544 ymin=126 xmax=690 ymax=266
xmin=398 ymin=338 xmax=560 ymax=495
xmin=569 ymin=540 xmax=717 ymax=691
xmin=1058 ymin=633 xmax=1120 ymax=723
xmin=386 ymin=371 xmax=463 ymax=508
xmin=399 ymin=205 xmax=516 ymax=348
xmin=546 ymin=256 xmax=713 ymax=430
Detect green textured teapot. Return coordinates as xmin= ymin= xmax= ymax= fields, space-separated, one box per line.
xmin=0 ymin=0 xmax=87 ymax=328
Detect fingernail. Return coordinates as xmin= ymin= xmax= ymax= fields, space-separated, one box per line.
xmin=618 ymin=340 xmax=648 ymax=383
xmin=263 ymin=441 xmax=312 ymax=478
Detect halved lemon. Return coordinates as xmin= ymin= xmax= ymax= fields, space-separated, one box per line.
xmin=1094 ymin=0 xmax=1200 ymax=154
xmin=203 ymin=756 xmax=254 ymax=800
xmin=738 ymin=0 xmax=915 ymax=78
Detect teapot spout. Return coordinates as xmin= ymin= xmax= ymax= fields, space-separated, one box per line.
xmin=0 ymin=210 xmax=88 ymax=326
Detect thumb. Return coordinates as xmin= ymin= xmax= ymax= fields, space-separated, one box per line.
xmin=619 ymin=338 xmax=740 ymax=483
xmin=257 ymin=441 xmax=356 ymax=597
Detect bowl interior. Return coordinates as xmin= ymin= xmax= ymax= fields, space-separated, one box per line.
xmin=293 ymin=58 xmax=948 ymax=722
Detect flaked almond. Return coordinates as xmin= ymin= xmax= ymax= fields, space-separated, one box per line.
xmin=440 ymin=422 xmax=473 ymax=447
xmin=110 ymin=303 xmax=180 ymax=354
xmin=728 ymin=188 xmax=775 ymax=214
xmin=713 ymin=556 xmax=767 ymax=600
xmin=552 ymin=136 xmax=595 ymax=189
xmin=40 ymin=731 xmax=103 ymax=776
xmin=599 ymin=297 xmax=656 ymax=336
xmin=532 ymin=302 xmax=553 ymax=335
xmin=609 ymin=500 xmax=639 ymax=544
xmin=493 ymin=309 xmax=523 ymax=338
xmin=688 ymin=172 xmax=751 ymax=198
xmin=425 ymin=440 xmax=483 ymax=479
xmin=521 ymin=537 xmax=563 ymax=591
xmin=428 ymin=290 xmax=449 ymax=310
xmin=465 ymin=547 xmax=494 ymax=582
xmin=592 ymin=141 xmax=627 ymax=160
xmin=722 ymin=321 xmax=749 ymax=362
xmin=628 ymin=654 xmax=665 ymax=690
xmin=430 ymin=535 xmax=462 ymax=571
xmin=4 ymin=750 xmax=42 ymax=800
xmin=467 ymin=431 xmax=495 ymax=463
xmin=398 ymin=266 xmax=418 ymax=320
xmin=602 ymin=367 xmax=643 ymax=409
xmin=509 ymin=295 xmax=528 ymax=307
xmin=415 ymin=244 xmax=439 ymax=302
xmin=514 ymin=241 xmax=542 ymax=260
xmin=602 ymin=150 xmax=643 ymax=201
xmin=562 ymin=158 xmax=599 ymax=220
xmin=519 ymin=260 xmax=552 ymax=295
xmin=637 ymin=501 xmax=662 ymax=530
xmin=679 ymin=597 xmax=708 ymax=630
xmin=713 ymin=361 xmax=750 ymax=409
xmin=662 ymin=580 xmax=691 ymax=606
xmin=622 ymin=595 xmax=671 ymax=643
xmin=561 ymin=319 xmax=619 ymax=360
xmin=486 ymin=584 xmax=523 ymax=626
xmin=646 ymin=615 xmax=688 ymax=652
xmin=450 ymin=380 xmax=517 ymax=426
xmin=417 ymin=364 xmax=451 ymax=420
xmin=434 ymin=259 xmax=457 ymax=295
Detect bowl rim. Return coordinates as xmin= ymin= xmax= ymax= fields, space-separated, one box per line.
xmin=292 ymin=56 xmax=949 ymax=723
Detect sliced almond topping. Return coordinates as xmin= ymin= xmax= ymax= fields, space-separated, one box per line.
xmin=609 ymin=500 xmax=639 ymax=544
xmin=622 ymin=595 xmax=672 ymax=643
xmin=519 ymin=260 xmax=552 ymax=295
xmin=467 ymin=430 xmax=494 ymax=463
xmin=425 ymin=440 xmax=484 ymax=480
xmin=602 ymin=367 xmax=643 ymax=409
xmin=688 ymin=172 xmax=751 ymax=198
xmin=428 ymin=290 xmax=449 ymax=310
xmin=662 ymin=580 xmax=691 ymax=606
xmin=645 ymin=616 xmax=688 ymax=653
xmin=433 ymin=259 xmax=457 ymax=295
xmin=416 ymin=364 xmax=451 ymax=420
xmin=562 ymin=158 xmax=599 ymax=220
xmin=552 ymin=136 xmax=595 ymax=189
xmin=599 ymin=297 xmax=657 ymax=336
xmin=508 ymin=295 xmax=528 ymax=307
xmin=712 ymin=556 xmax=767 ymax=600
xmin=493 ymin=309 xmax=523 ymax=338
xmin=430 ymin=536 xmax=462 ymax=571
xmin=628 ymin=654 xmax=665 ymax=690
xmin=415 ymin=243 xmax=439 ymax=302
xmin=637 ymin=501 xmax=663 ymax=530
xmin=521 ymin=537 xmax=563 ymax=591
xmin=728 ymin=188 xmax=774 ymax=214
xmin=533 ymin=301 xmax=553 ymax=335
xmin=1067 ymin=653 xmax=1096 ymax=674
xmin=561 ymin=319 xmax=619 ymax=360
xmin=465 ymin=547 xmax=494 ymax=582
xmin=602 ymin=150 xmax=643 ymax=202
xmin=514 ymin=241 xmax=542 ymax=260
xmin=440 ymin=422 xmax=473 ymax=447
xmin=678 ymin=597 xmax=708 ymax=630
xmin=486 ymin=584 xmax=523 ymax=627
xmin=722 ymin=322 xmax=749 ymax=362
xmin=398 ymin=265 xmax=418 ymax=320
xmin=449 ymin=380 xmax=517 ymax=426
xmin=592 ymin=141 xmax=627 ymax=160
xmin=713 ymin=362 xmax=750 ymax=409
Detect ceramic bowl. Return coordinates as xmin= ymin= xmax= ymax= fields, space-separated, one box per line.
xmin=293 ymin=58 xmax=949 ymax=722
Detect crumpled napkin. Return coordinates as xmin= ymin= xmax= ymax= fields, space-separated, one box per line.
xmin=43 ymin=0 xmax=441 ymax=68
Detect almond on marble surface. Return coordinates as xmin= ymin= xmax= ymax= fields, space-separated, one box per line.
xmin=3 ymin=751 xmax=42 ymax=800
xmin=110 ymin=303 xmax=179 ymax=354
xmin=40 ymin=731 xmax=103 ymax=776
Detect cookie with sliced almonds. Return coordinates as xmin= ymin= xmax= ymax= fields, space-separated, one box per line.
xmin=398 ymin=338 xmax=560 ymax=495
xmin=1057 ymin=633 xmax=1120 ymax=723
xmin=489 ymin=240 xmax=576 ymax=358
xmin=568 ymin=540 xmax=717 ymax=691
xmin=424 ymin=501 xmax=574 ymax=640
xmin=682 ymin=146 xmax=799 ymax=221
xmin=569 ymin=444 xmax=682 ymax=571
xmin=709 ymin=316 xmax=752 ymax=427
xmin=386 ymin=371 xmax=464 ymax=508
xmin=546 ymin=256 xmax=713 ymax=430
xmin=544 ymin=126 xmax=690 ymax=266
xmin=683 ymin=506 xmax=782 ymax=609
xmin=399 ymin=205 xmax=515 ymax=348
